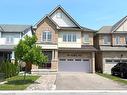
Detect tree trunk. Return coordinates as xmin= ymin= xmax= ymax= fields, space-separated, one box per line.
xmin=25 ymin=62 xmax=32 ymax=73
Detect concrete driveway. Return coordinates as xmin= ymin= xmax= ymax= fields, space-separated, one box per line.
xmin=56 ymin=72 xmax=127 ymax=90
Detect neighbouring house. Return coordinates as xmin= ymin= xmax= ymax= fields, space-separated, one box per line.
xmin=33 ymin=5 xmax=96 ymax=73
xmin=0 ymin=24 xmax=33 ymax=63
xmin=95 ymin=16 xmax=127 ymax=74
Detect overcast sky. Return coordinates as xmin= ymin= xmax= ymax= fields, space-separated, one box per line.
xmin=0 ymin=0 xmax=127 ymax=30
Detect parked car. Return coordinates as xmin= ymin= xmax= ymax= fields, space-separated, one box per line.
xmin=111 ymin=62 xmax=127 ymax=78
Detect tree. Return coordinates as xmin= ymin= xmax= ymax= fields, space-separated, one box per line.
xmin=14 ymin=35 xmax=47 ymax=80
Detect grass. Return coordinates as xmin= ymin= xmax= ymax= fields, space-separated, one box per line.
xmin=97 ymin=73 xmax=127 ymax=85
xmin=0 ymin=75 xmax=40 ymax=90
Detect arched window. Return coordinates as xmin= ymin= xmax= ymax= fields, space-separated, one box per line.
xmin=42 ymin=31 xmax=52 ymax=42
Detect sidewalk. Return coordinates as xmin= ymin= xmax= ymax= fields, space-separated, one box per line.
xmin=26 ymin=75 xmax=56 ymax=90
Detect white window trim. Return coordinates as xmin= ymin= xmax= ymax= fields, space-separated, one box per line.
xmin=62 ymin=33 xmax=77 ymax=42
xmin=83 ymin=34 xmax=90 ymax=44
xmin=115 ymin=36 xmax=121 ymax=45
xmin=42 ymin=31 xmax=52 ymax=42
xmin=103 ymin=36 xmax=111 ymax=45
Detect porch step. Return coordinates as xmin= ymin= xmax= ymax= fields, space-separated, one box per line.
xmin=31 ymin=69 xmax=57 ymax=76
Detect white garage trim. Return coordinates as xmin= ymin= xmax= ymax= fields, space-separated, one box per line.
xmin=58 ymin=58 xmax=91 ymax=72
xmin=104 ymin=58 xmax=127 ymax=74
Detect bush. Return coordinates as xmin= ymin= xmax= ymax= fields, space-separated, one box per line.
xmin=0 ymin=61 xmax=19 ymax=78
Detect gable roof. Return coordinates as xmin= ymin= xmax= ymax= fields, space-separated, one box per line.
xmin=34 ymin=15 xmax=60 ymax=29
xmin=97 ymin=16 xmax=127 ymax=34
xmin=48 ymin=5 xmax=81 ymax=28
xmin=34 ymin=5 xmax=95 ymax=32
xmin=111 ymin=16 xmax=127 ymax=32
xmin=0 ymin=24 xmax=31 ymax=32
xmin=34 ymin=5 xmax=81 ymax=28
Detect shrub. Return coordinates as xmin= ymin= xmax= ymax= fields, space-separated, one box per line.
xmin=0 ymin=61 xmax=19 ymax=78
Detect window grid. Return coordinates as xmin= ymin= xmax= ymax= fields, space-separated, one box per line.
xmin=63 ymin=34 xmax=76 ymax=42
xmin=84 ymin=34 xmax=90 ymax=43
xmin=42 ymin=31 xmax=52 ymax=42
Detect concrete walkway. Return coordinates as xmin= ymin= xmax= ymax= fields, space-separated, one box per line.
xmin=26 ymin=75 xmax=56 ymax=90
xmin=56 ymin=73 xmax=127 ymax=90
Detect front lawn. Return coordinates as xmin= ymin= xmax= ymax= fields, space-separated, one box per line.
xmin=0 ymin=75 xmax=39 ymax=90
xmin=97 ymin=73 xmax=127 ymax=85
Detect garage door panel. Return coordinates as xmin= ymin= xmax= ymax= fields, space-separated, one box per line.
xmin=59 ymin=58 xmax=90 ymax=72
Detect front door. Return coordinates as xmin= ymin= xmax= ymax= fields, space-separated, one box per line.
xmin=39 ymin=51 xmax=52 ymax=69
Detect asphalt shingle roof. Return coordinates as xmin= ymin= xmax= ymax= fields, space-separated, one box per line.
xmin=0 ymin=24 xmax=31 ymax=32
xmin=97 ymin=26 xmax=112 ymax=34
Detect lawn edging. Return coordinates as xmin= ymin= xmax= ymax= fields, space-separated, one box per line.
xmin=97 ymin=73 xmax=127 ymax=85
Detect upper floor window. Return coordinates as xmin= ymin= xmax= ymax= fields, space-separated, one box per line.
xmin=1 ymin=32 xmax=20 ymax=44
xmin=83 ymin=34 xmax=90 ymax=44
xmin=56 ymin=12 xmax=62 ymax=19
xmin=63 ymin=34 xmax=76 ymax=42
xmin=115 ymin=36 xmax=120 ymax=45
xmin=42 ymin=31 xmax=52 ymax=42
xmin=1 ymin=32 xmax=20 ymax=38
xmin=103 ymin=36 xmax=111 ymax=45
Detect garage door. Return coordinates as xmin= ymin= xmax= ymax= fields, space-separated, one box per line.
xmin=58 ymin=58 xmax=90 ymax=72
xmin=105 ymin=59 xmax=127 ymax=74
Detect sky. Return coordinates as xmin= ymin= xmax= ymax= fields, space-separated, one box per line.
xmin=0 ymin=0 xmax=127 ymax=30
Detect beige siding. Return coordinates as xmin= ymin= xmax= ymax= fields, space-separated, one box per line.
xmin=58 ymin=31 xmax=81 ymax=48
xmin=116 ymin=20 xmax=127 ymax=31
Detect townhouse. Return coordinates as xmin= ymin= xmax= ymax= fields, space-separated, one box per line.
xmin=95 ymin=16 xmax=127 ymax=74
xmin=0 ymin=25 xmax=33 ymax=63
xmin=1 ymin=5 xmax=127 ymax=74
xmin=33 ymin=6 xmax=96 ymax=73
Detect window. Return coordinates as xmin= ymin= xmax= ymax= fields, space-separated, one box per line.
xmin=83 ymin=59 xmax=89 ymax=61
xmin=106 ymin=59 xmax=112 ymax=63
xmin=115 ymin=36 xmax=120 ymax=45
xmin=114 ymin=60 xmax=120 ymax=63
xmin=75 ymin=59 xmax=81 ymax=61
xmin=1 ymin=32 xmax=20 ymax=38
xmin=84 ymin=34 xmax=90 ymax=43
xmin=73 ymin=34 xmax=76 ymax=42
xmin=63 ymin=34 xmax=77 ymax=42
xmin=42 ymin=31 xmax=52 ymax=42
xmin=67 ymin=59 xmax=73 ymax=61
xmin=56 ymin=12 xmax=62 ymax=18
xmin=59 ymin=59 xmax=66 ymax=61
xmin=68 ymin=34 xmax=71 ymax=42
xmin=122 ymin=60 xmax=127 ymax=62
xmin=103 ymin=36 xmax=111 ymax=45
xmin=63 ymin=34 xmax=67 ymax=42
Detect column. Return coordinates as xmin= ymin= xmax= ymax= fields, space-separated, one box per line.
xmin=11 ymin=51 xmax=15 ymax=60
xmin=52 ymin=50 xmax=55 ymax=60
xmin=51 ymin=50 xmax=58 ymax=71
xmin=11 ymin=51 xmax=15 ymax=63
xmin=91 ymin=52 xmax=95 ymax=73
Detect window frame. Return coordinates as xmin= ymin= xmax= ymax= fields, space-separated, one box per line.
xmin=103 ymin=35 xmax=111 ymax=45
xmin=42 ymin=31 xmax=52 ymax=42
xmin=83 ymin=34 xmax=90 ymax=44
xmin=115 ymin=36 xmax=121 ymax=45
xmin=62 ymin=33 xmax=77 ymax=42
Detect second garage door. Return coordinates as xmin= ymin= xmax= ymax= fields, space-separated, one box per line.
xmin=58 ymin=58 xmax=90 ymax=72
